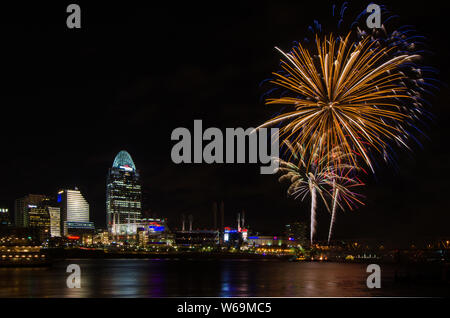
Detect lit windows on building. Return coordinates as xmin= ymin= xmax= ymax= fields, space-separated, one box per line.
xmin=26 ymin=198 xmax=61 ymax=241
xmin=60 ymin=189 xmax=89 ymax=223
xmin=29 ymin=206 xmax=50 ymax=229
xmin=106 ymin=150 xmax=142 ymax=235
xmin=14 ymin=194 xmax=47 ymax=227
xmin=59 ymin=188 xmax=94 ymax=236
xmin=246 ymin=236 xmax=294 ymax=247
xmin=63 ymin=221 xmax=95 ymax=237
xmin=0 ymin=208 xmax=10 ymax=227
xmin=48 ymin=207 xmax=61 ymax=237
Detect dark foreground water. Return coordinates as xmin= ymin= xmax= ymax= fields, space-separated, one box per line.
xmin=0 ymin=259 xmax=448 ymax=297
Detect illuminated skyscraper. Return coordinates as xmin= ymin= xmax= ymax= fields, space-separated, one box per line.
xmin=59 ymin=188 xmax=94 ymax=236
xmin=48 ymin=207 xmax=61 ymax=237
xmin=14 ymin=194 xmax=47 ymax=227
xmin=106 ymin=150 xmax=142 ymax=235
xmin=29 ymin=207 xmax=50 ymax=230
xmin=13 ymin=196 xmax=60 ymax=241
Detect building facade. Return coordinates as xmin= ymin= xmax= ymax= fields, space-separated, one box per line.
xmin=136 ymin=218 xmax=172 ymax=246
xmin=14 ymin=194 xmax=47 ymax=227
xmin=48 ymin=207 xmax=61 ymax=237
xmin=28 ymin=206 xmax=50 ymax=239
xmin=20 ymin=198 xmax=60 ymax=241
xmin=106 ymin=150 xmax=142 ymax=235
xmin=0 ymin=207 xmax=10 ymax=227
xmin=246 ymin=235 xmax=294 ymax=247
xmin=59 ymin=188 xmax=94 ymax=236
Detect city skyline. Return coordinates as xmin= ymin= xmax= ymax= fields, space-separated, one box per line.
xmin=0 ymin=1 xmax=449 ymax=241
xmin=1 ymin=143 xmax=449 ymax=241
xmin=0 ymin=1 xmax=449 ymax=303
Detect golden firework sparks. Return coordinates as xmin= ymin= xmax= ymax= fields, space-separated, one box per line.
xmin=259 ymin=32 xmax=419 ymax=172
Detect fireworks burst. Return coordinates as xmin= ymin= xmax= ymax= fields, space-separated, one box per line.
xmin=258 ymin=31 xmax=420 ymax=172
xmin=262 ymin=3 xmax=436 ymax=243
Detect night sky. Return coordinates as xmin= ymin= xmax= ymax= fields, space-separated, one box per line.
xmin=0 ymin=1 xmax=449 ymax=243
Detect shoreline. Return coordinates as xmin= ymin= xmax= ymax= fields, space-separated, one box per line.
xmin=45 ymin=248 xmax=450 ymax=265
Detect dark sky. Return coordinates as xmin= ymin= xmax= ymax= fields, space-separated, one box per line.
xmin=0 ymin=1 xmax=449 ymax=243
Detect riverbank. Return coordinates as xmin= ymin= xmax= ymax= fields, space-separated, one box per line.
xmin=46 ymin=248 xmax=292 ymax=260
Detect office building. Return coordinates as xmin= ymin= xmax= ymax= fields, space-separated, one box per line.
xmin=14 ymin=194 xmax=47 ymax=227
xmin=26 ymin=198 xmax=61 ymax=241
xmin=59 ymin=188 xmax=94 ymax=236
xmin=28 ymin=206 xmax=51 ymax=241
xmin=0 ymin=207 xmax=10 ymax=227
xmin=48 ymin=207 xmax=61 ymax=237
xmin=106 ymin=150 xmax=142 ymax=235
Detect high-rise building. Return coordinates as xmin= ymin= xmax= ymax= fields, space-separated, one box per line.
xmin=48 ymin=207 xmax=61 ymax=237
xmin=29 ymin=206 xmax=50 ymax=229
xmin=28 ymin=206 xmax=51 ymax=241
xmin=15 ymin=197 xmax=61 ymax=241
xmin=106 ymin=150 xmax=142 ymax=235
xmin=31 ymin=198 xmax=61 ymax=239
xmin=59 ymin=188 xmax=94 ymax=236
xmin=14 ymin=194 xmax=47 ymax=227
xmin=0 ymin=207 xmax=10 ymax=227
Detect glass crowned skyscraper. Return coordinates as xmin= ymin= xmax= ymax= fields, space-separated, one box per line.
xmin=106 ymin=150 xmax=142 ymax=235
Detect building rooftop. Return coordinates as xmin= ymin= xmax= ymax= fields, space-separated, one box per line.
xmin=112 ymin=150 xmax=136 ymax=171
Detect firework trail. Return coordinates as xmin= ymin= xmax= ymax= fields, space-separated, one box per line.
xmin=328 ymin=182 xmax=340 ymax=244
xmin=327 ymin=158 xmax=365 ymax=244
xmin=277 ymin=151 xmax=329 ymax=245
xmin=277 ymin=140 xmax=363 ymax=244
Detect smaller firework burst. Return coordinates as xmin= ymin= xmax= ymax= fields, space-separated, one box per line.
xmin=277 ymin=140 xmax=364 ymax=244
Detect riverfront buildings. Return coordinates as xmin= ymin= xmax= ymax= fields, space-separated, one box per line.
xmin=12 ymin=196 xmax=61 ymax=241
xmin=106 ymin=150 xmax=142 ymax=235
xmin=11 ymin=191 xmax=88 ymax=240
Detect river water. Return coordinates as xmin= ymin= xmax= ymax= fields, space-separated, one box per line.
xmin=0 ymin=259 xmax=448 ymax=297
